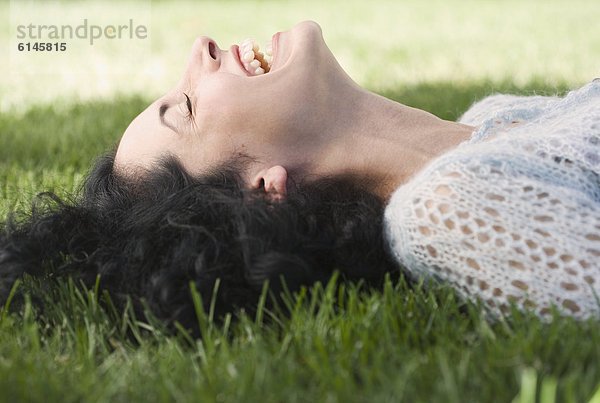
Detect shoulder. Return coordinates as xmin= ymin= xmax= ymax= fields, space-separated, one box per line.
xmin=383 ymin=141 xmax=600 ymax=320
xmin=458 ymin=79 xmax=600 ymax=126
xmin=460 ymin=80 xmax=600 ymax=128
xmin=458 ymin=93 xmax=560 ymax=127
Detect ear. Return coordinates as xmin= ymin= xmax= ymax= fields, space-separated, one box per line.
xmin=252 ymin=165 xmax=288 ymax=199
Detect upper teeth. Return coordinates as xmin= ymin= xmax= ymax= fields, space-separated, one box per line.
xmin=239 ymin=38 xmax=273 ymax=76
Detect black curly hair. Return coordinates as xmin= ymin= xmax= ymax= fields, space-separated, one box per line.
xmin=0 ymin=151 xmax=399 ymax=332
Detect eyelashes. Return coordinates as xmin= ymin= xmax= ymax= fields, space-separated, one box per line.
xmin=183 ymin=93 xmax=193 ymax=117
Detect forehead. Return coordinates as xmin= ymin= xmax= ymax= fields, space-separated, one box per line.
xmin=114 ymin=100 xmax=175 ymax=171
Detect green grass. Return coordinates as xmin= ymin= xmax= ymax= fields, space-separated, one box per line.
xmin=3 ymin=275 xmax=600 ymax=402
xmin=2 ymin=0 xmax=600 ymax=401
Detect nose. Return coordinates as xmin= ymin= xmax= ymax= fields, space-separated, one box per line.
xmin=187 ymin=36 xmax=220 ymax=72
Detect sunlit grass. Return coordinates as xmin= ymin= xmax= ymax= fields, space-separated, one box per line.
xmin=1 ymin=0 xmax=598 ymax=112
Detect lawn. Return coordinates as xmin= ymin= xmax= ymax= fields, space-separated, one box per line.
xmin=1 ymin=0 xmax=600 ymax=401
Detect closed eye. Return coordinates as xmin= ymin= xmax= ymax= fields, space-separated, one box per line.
xmin=183 ymin=93 xmax=193 ymax=117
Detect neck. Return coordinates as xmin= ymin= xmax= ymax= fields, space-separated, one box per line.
xmin=310 ymin=84 xmax=476 ymax=201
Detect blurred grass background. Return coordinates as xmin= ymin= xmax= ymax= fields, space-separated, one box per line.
xmin=2 ymin=0 xmax=600 ymax=401
xmin=1 ymin=0 xmax=599 ymax=111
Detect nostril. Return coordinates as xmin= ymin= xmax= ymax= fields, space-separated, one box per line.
xmin=208 ymin=42 xmax=217 ymax=60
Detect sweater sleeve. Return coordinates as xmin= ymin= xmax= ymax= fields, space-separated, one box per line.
xmin=384 ymin=80 xmax=600 ymax=320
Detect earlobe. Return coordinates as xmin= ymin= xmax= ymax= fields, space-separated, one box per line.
xmin=253 ymin=165 xmax=288 ymax=198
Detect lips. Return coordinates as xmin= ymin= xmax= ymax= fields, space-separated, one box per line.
xmin=270 ymin=32 xmax=280 ymax=71
xmin=231 ymin=44 xmax=252 ymax=77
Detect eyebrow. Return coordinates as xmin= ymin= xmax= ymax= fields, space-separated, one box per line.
xmin=159 ymin=102 xmax=179 ymax=134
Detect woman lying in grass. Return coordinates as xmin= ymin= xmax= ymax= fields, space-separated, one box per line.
xmin=1 ymin=21 xmax=599 ymax=331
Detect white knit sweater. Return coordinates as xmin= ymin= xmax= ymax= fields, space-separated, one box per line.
xmin=384 ymin=80 xmax=600 ymax=320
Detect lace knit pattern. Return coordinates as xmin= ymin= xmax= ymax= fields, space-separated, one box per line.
xmin=384 ymin=80 xmax=600 ymax=320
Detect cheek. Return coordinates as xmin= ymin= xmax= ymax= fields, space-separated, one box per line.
xmin=195 ymin=80 xmax=253 ymax=137
xmin=192 ymin=74 xmax=319 ymax=153
xmin=174 ymin=132 xmax=237 ymax=175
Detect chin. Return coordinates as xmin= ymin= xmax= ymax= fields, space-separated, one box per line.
xmin=287 ymin=20 xmax=330 ymax=68
xmin=292 ymin=20 xmax=323 ymax=35
xmin=292 ymin=20 xmax=324 ymax=49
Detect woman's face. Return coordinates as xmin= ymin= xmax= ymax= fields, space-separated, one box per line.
xmin=115 ymin=21 xmax=352 ymax=187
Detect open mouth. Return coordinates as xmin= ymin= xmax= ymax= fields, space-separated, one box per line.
xmin=238 ymin=38 xmax=273 ymax=76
